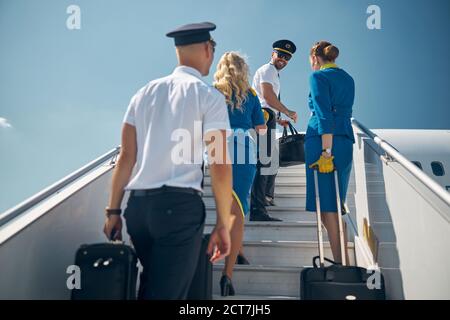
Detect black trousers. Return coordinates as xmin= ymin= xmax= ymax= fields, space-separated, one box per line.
xmin=124 ymin=191 xmax=205 ymax=300
xmin=265 ymin=175 xmax=276 ymax=199
xmin=251 ymin=108 xmax=278 ymax=214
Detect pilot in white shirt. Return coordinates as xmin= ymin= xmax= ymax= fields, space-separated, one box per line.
xmin=103 ymin=22 xmax=233 ymax=300
xmin=252 ymin=62 xmax=280 ymax=114
xmin=122 ymin=65 xmax=229 ymax=192
xmin=250 ymin=39 xmax=298 ymax=222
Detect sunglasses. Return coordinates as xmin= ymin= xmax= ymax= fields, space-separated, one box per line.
xmin=276 ymin=51 xmax=292 ymax=61
xmin=209 ymin=39 xmax=216 ymax=53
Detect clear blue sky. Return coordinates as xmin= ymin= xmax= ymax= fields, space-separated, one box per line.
xmin=1 ymin=0 xmax=449 ymax=211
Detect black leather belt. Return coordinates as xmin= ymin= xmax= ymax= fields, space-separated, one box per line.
xmin=131 ymin=185 xmax=203 ymax=197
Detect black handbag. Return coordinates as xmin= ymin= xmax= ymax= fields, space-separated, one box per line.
xmin=278 ymin=122 xmax=305 ymax=167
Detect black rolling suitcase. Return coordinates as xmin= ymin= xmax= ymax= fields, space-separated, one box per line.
xmin=71 ymin=242 xmax=138 ymax=300
xmin=300 ymin=169 xmax=386 ymax=300
xmin=187 ymin=234 xmax=212 ymax=300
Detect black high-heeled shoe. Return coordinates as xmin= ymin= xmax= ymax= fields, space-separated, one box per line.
xmin=220 ymin=275 xmax=235 ymax=296
xmin=236 ymin=254 xmax=250 ymax=265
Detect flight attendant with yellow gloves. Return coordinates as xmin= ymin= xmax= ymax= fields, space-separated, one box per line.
xmin=305 ymin=41 xmax=355 ymax=264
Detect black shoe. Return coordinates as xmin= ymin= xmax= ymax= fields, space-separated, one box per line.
xmin=265 ymin=196 xmax=276 ymax=206
xmin=249 ymin=212 xmax=282 ymax=222
xmin=220 ymin=275 xmax=235 ymax=296
xmin=236 ymin=254 xmax=250 ymax=265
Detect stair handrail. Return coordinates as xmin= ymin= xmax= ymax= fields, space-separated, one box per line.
xmin=351 ymin=118 xmax=450 ymax=206
xmin=0 ymin=147 xmax=121 ymax=227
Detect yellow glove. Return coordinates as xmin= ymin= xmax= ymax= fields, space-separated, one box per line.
xmin=309 ymin=155 xmax=335 ymax=173
xmin=262 ymin=109 xmax=270 ymax=123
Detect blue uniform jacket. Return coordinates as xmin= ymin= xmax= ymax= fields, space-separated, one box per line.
xmin=306 ymin=67 xmax=355 ymax=142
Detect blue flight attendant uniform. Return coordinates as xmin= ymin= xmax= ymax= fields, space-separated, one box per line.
xmin=305 ymin=64 xmax=355 ymax=212
xmin=227 ymin=89 xmax=266 ymax=216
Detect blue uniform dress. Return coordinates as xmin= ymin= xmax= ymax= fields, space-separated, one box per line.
xmin=228 ymin=89 xmax=266 ymax=216
xmin=305 ymin=64 xmax=355 ymax=212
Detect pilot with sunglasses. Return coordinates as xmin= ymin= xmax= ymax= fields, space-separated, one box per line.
xmin=250 ymin=39 xmax=298 ymax=221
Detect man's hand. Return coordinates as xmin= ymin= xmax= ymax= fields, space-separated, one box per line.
xmin=286 ymin=110 xmax=298 ymax=123
xmin=207 ymin=224 xmax=231 ymax=263
xmin=277 ymin=119 xmax=290 ymax=127
xmin=103 ymin=215 xmax=123 ymax=241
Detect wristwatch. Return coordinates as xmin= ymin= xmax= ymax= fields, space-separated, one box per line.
xmin=322 ymin=148 xmax=332 ymax=155
xmin=105 ymin=207 xmax=122 ymax=217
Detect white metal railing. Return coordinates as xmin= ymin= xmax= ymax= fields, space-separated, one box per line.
xmin=351 ymin=118 xmax=450 ymax=299
xmin=0 ymin=147 xmax=121 ymax=227
xmin=351 ymin=119 xmax=450 ymax=206
xmin=0 ymin=158 xmax=119 ymax=299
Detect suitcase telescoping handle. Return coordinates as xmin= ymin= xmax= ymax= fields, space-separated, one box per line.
xmin=313 ymin=169 xmax=347 ymax=267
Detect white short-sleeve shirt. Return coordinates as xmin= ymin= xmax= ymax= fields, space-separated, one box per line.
xmin=123 ymin=66 xmax=230 ymax=191
xmin=252 ymin=63 xmax=280 ymax=113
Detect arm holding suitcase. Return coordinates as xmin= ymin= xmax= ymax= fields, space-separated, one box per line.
xmin=309 ymin=134 xmax=335 ymax=173
xmin=103 ymin=123 xmax=137 ymax=241
xmin=308 ymin=72 xmax=335 ymax=173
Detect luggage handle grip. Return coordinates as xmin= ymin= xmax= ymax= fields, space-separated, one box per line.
xmin=109 ymin=230 xmax=124 ymax=244
xmin=282 ymin=122 xmax=299 ymax=138
xmin=312 ymin=256 xmax=340 ymax=268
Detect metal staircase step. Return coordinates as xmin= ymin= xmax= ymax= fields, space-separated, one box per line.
xmin=264 ymin=205 xmax=356 ymax=213
xmin=201 ymin=163 xmax=367 ymax=299
xmin=206 ymin=208 xmax=316 ymax=222
xmin=203 ymin=181 xmax=384 ymax=193
xmin=212 ymin=265 xmax=302 ymax=296
xmin=231 ymin=240 xmax=355 ymax=266
xmin=203 ymin=194 xmax=356 ymax=208
xmin=203 ymin=181 xmax=306 ymax=195
xmin=204 ymin=221 xmax=323 ymax=241
xmin=205 ymin=168 xmax=384 ymax=182
xmin=204 ymin=175 xmax=307 ymax=185
xmin=205 ymin=205 xmax=356 ymax=222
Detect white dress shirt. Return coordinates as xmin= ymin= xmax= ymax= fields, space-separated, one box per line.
xmin=252 ymin=63 xmax=280 ymax=113
xmin=123 ymin=66 xmax=230 ymax=191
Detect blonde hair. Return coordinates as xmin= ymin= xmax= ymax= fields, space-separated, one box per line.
xmin=214 ymin=52 xmax=251 ymax=111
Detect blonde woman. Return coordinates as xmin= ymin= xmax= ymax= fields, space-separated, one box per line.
xmin=214 ymin=52 xmax=267 ymax=296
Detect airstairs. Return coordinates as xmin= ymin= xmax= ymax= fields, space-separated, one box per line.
xmin=204 ymin=164 xmax=357 ymax=300
xmin=0 ymin=120 xmax=449 ymax=300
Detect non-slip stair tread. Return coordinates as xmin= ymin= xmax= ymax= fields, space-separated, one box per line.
xmin=204 ymin=193 xmax=361 ymax=198
xmin=203 ymin=163 xmax=361 ymax=299
xmin=203 ymin=192 xmax=309 ymax=198
xmin=212 ymin=266 xmax=301 ymax=296
xmin=213 ymin=264 xmax=303 ymax=272
xmin=205 ymin=205 xmax=310 ymax=212
xmin=238 ymin=240 xmax=354 ymax=247
xmin=205 ymin=221 xmax=317 ymax=227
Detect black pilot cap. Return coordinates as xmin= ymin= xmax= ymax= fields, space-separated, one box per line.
xmin=272 ymin=39 xmax=297 ymax=55
xmin=166 ymin=22 xmax=216 ymax=46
